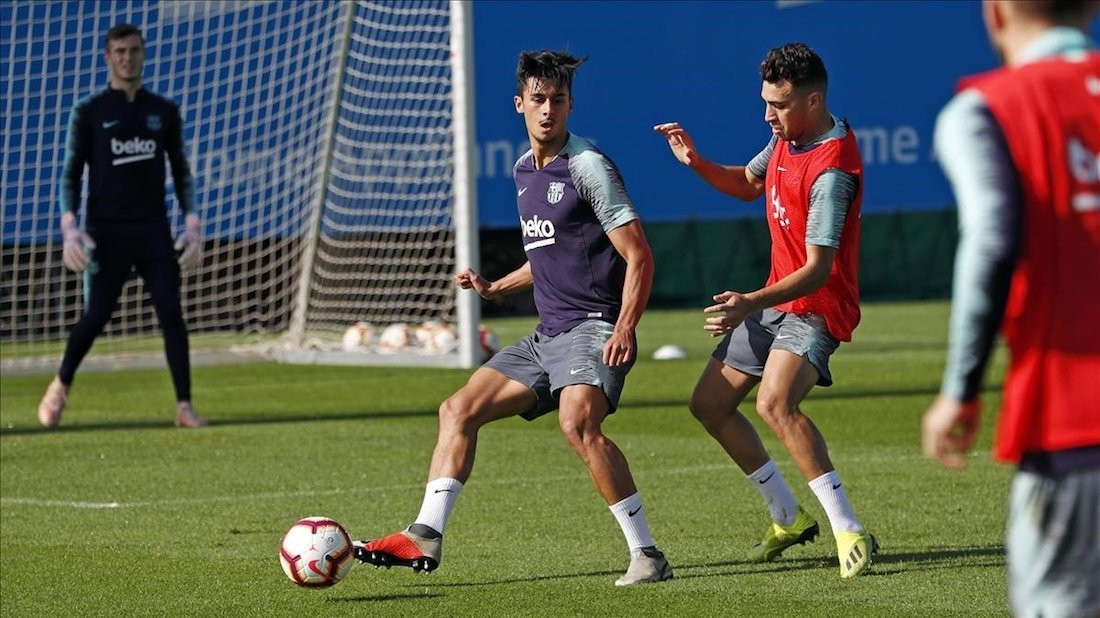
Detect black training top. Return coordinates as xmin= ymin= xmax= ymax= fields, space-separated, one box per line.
xmin=60 ymin=86 xmax=195 ymax=223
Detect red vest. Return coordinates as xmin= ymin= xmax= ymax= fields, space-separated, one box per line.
xmin=964 ymin=52 xmax=1100 ymax=462
xmin=765 ymin=129 xmax=863 ymax=341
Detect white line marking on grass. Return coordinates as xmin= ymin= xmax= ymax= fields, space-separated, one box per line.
xmin=0 ymin=498 xmax=125 ymax=509
xmin=1 ymin=453 xmax=983 ymax=511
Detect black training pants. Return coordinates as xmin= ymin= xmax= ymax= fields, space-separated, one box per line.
xmin=58 ymin=218 xmax=191 ymax=402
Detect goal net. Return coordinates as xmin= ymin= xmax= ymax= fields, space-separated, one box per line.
xmin=1 ymin=0 xmax=481 ymax=373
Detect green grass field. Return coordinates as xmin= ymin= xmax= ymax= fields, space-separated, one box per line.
xmin=0 ymin=301 xmax=1012 ymax=617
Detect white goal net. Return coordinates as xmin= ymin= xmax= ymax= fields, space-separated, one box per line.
xmin=1 ymin=0 xmax=480 ymax=373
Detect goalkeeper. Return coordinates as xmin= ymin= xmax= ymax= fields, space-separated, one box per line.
xmin=37 ymin=24 xmax=205 ymax=429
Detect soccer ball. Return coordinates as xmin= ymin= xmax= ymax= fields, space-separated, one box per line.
xmin=378 ymin=322 xmax=414 ymax=352
xmin=278 ymin=516 xmax=355 ymax=587
xmin=478 ymin=324 xmax=500 ymax=362
xmin=415 ymin=320 xmax=458 ymax=354
xmin=341 ymin=321 xmax=374 ymax=351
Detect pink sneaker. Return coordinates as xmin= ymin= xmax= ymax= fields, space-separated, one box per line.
xmin=175 ymin=402 xmax=207 ymax=428
xmin=37 ymin=377 xmax=69 ymax=428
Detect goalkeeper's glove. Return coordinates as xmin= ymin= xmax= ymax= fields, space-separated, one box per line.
xmin=174 ymin=213 xmax=203 ymax=270
xmin=60 ymin=212 xmax=95 ymax=272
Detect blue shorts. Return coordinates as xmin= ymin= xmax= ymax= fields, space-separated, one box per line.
xmin=712 ymin=308 xmax=840 ymax=387
xmin=484 ymin=320 xmax=634 ymax=420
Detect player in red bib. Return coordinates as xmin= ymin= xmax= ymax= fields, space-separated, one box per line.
xmin=922 ymin=1 xmax=1100 ymax=615
xmin=655 ymin=42 xmax=875 ymax=578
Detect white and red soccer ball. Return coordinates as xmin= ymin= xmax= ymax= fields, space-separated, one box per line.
xmin=279 ymin=516 xmax=354 ymax=587
xmin=341 ymin=321 xmax=375 ymax=351
xmin=415 ymin=320 xmax=458 ymax=354
xmin=378 ymin=322 xmax=414 ymax=352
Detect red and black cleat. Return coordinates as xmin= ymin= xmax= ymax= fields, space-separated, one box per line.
xmin=353 ymin=528 xmax=441 ymax=574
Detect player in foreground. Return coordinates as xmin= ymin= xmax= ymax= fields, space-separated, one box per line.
xmin=37 ymin=24 xmax=206 ymax=429
xmin=921 ymin=1 xmax=1100 ymax=615
xmin=654 ymin=42 xmax=876 ymax=578
xmin=354 ymin=50 xmax=672 ymax=586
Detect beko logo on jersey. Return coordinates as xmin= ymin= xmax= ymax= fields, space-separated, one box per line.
xmin=520 ymin=215 xmax=556 ymax=251
xmin=111 ymin=137 xmax=156 ymax=155
xmin=110 ymin=137 xmax=157 ymax=166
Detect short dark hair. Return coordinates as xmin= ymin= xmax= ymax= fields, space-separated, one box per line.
xmin=759 ymin=42 xmax=828 ymax=93
xmin=105 ymin=23 xmax=143 ymax=49
xmin=515 ymin=50 xmax=587 ymax=96
xmin=1014 ymin=0 xmax=1098 ymax=21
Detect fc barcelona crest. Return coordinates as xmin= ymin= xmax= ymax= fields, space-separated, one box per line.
xmin=146 ymin=114 xmax=162 ymax=131
xmin=546 ymin=181 xmax=565 ymax=205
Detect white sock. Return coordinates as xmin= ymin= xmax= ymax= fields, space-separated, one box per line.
xmin=808 ymin=471 xmax=863 ymax=534
xmin=609 ymin=492 xmax=656 ymax=550
xmin=747 ymin=460 xmax=799 ymax=526
xmin=413 ymin=477 xmax=463 ymax=535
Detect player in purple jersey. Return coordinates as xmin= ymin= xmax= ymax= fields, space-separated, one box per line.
xmin=354 ymin=50 xmax=672 ymax=586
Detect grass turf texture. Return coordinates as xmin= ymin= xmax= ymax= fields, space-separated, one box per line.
xmin=0 ymin=301 xmax=1011 ymax=616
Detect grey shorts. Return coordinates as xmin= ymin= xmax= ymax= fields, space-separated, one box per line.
xmin=712 ymin=308 xmax=840 ymax=387
xmin=484 ymin=319 xmax=633 ymax=421
xmin=1007 ymin=466 xmax=1100 ymax=618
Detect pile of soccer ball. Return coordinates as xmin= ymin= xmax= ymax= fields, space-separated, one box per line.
xmin=278 ymin=516 xmax=355 ymax=587
xmin=342 ymin=320 xmax=500 ymax=361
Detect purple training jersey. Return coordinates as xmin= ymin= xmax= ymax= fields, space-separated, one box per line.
xmin=513 ymin=133 xmax=638 ymax=336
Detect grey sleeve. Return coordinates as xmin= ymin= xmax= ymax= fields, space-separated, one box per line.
xmin=569 ymin=149 xmax=638 ymax=233
xmin=935 ymin=90 xmax=1021 ymax=402
xmin=806 ymin=169 xmax=859 ymax=248
xmin=746 ymin=135 xmax=777 ymax=180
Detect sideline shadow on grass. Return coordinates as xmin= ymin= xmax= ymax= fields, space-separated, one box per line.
xmin=396 ymin=559 xmax=829 ymax=588
xmin=622 ymin=382 xmax=1003 ymax=411
xmin=405 ymin=544 xmax=1004 ymax=587
xmin=331 ymin=592 xmax=444 ymax=603
xmin=0 ymin=408 xmax=439 ymax=436
xmin=1 ymin=382 xmax=1002 ymax=436
xmin=871 ymin=544 xmax=1005 ymax=571
xmin=674 ymin=544 xmax=1005 ymax=580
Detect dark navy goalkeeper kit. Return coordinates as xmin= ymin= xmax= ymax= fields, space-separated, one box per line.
xmin=61 ymin=86 xmax=195 ymax=222
xmin=58 ymin=85 xmax=195 ymax=401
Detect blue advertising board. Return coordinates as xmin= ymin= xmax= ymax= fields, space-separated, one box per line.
xmin=4 ymin=1 xmax=1098 ymax=243
xmin=471 ymin=0 xmax=1099 ymax=227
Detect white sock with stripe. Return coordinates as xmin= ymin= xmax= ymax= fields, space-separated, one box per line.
xmin=609 ymin=492 xmax=656 ymax=549
xmin=747 ymin=460 xmax=799 ymax=526
xmin=808 ymin=471 xmax=863 ymax=533
xmin=413 ymin=477 xmax=463 ymax=535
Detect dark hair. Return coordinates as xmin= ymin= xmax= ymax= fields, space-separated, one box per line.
xmin=1014 ymin=0 xmax=1098 ymax=20
xmin=515 ymin=50 xmax=587 ymax=96
xmin=105 ymin=23 xmax=143 ymax=49
xmin=759 ymin=42 xmax=827 ymax=93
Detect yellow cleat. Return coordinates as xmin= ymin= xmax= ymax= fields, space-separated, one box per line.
xmin=747 ymin=506 xmax=820 ymax=562
xmin=836 ymin=530 xmax=878 ymax=578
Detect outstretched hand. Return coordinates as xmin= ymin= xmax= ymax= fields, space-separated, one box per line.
xmin=703 ymin=290 xmax=756 ymax=337
xmin=653 ymin=122 xmax=699 ymax=167
xmin=922 ymin=395 xmax=982 ymax=469
xmin=455 ymin=268 xmax=494 ymax=299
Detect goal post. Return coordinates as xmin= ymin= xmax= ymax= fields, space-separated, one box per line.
xmin=1 ymin=0 xmax=482 ymax=373
xmin=449 ymin=0 xmax=481 ymax=371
